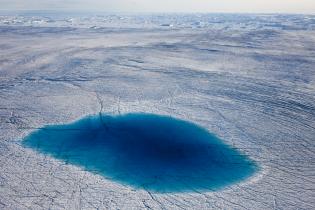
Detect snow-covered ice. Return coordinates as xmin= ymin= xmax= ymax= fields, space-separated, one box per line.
xmin=0 ymin=12 xmax=314 ymax=209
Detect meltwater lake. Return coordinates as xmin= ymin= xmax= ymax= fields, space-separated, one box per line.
xmin=23 ymin=113 xmax=257 ymax=193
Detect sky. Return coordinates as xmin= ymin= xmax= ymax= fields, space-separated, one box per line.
xmin=0 ymin=0 xmax=315 ymax=14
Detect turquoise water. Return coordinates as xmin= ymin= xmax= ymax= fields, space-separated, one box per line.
xmin=23 ymin=113 xmax=257 ymax=193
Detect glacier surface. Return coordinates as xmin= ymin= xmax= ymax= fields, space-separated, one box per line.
xmin=0 ymin=12 xmax=314 ymax=209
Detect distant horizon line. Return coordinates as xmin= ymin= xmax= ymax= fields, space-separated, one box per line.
xmin=0 ymin=9 xmax=314 ymax=16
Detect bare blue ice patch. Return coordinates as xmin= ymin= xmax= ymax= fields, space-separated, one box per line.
xmin=23 ymin=113 xmax=257 ymax=193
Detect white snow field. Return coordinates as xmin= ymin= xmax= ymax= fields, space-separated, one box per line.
xmin=0 ymin=13 xmax=315 ymax=209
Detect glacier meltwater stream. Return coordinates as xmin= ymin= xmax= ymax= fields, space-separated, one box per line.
xmin=23 ymin=113 xmax=257 ymax=193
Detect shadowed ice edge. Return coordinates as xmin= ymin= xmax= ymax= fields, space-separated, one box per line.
xmin=23 ymin=113 xmax=258 ymax=193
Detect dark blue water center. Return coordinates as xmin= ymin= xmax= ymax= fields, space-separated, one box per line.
xmin=23 ymin=113 xmax=257 ymax=193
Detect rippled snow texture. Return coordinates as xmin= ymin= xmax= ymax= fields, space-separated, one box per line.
xmin=0 ymin=12 xmax=314 ymax=209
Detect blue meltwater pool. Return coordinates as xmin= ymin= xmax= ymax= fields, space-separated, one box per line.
xmin=23 ymin=113 xmax=258 ymax=193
